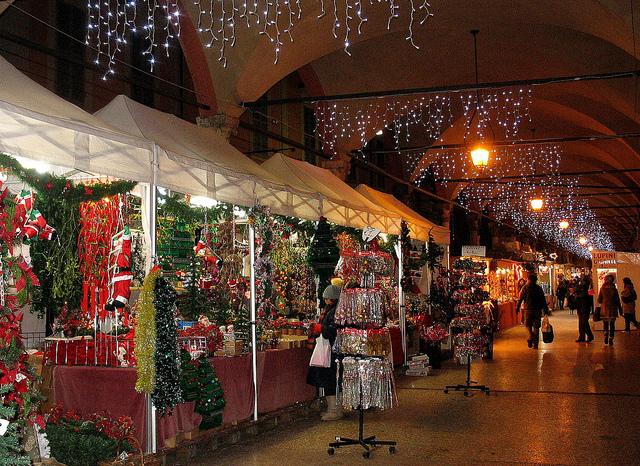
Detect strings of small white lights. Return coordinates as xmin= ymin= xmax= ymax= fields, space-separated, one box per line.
xmin=408 ymin=143 xmax=612 ymax=255
xmin=194 ymin=0 xmax=433 ymax=67
xmin=411 ymin=142 xmax=557 ymax=186
xmin=86 ymin=1 xmax=181 ymax=78
xmin=315 ymin=88 xmax=532 ymax=156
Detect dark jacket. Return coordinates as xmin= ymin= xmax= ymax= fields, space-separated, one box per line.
xmin=574 ymin=284 xmax=592 ymax=314
xmin=516 ymin=283 xmax=549 ymax=316
xmin=598 ymin=283 xmax=622 ymax=320
xmin=307 ymin=303 xmax=338 ymax=391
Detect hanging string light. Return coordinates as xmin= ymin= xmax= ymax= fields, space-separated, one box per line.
xmin=315 ymin=87 xmax=532 ymax=156
xmin=194 ymin=0 xmax=434 ymax=67
xmin=86 ymin=1 xmax=181 ymax=77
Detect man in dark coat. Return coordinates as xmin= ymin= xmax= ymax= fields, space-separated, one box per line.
xmin=516 ymin=274 xmax=550 ymax=349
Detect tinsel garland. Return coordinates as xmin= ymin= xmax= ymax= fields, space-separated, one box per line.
xmin=334 ymin=288 xmax=389 ymax=326
xmin=338 ymin=357 xmax=397 ymax=410
xmin=333 ymin=328 xmax=391 ymax=356
xmin=134 ymin=268 xmax=160 ymax=394
xmin=152 ymin=276 xmax=183 ymax=415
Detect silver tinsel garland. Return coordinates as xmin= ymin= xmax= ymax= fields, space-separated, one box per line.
xmin=338 ymin=357 xmax=397 ymax=410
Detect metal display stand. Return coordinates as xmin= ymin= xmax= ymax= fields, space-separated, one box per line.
xmin=444 ymin=354 xmax=490 ymax=396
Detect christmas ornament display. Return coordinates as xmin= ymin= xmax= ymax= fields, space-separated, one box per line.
xmin=449 ymin=258 xmax=489 ymax=362
xmin=333 ymin=328 xmax=391 ymax=357
xmin=339 ymin=357 xmax=397 ymax=410
xmin=334 ymin=288 xmax=390 ymax=326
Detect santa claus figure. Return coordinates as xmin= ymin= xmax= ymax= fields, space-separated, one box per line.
xmin=105 ymin=226 xmax=133 ymax=311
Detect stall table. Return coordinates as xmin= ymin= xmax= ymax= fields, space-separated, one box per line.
xmin=53 ymin=348 xmax=315 ymax=448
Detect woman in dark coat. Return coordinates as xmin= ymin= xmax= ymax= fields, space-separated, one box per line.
xmin=621 ymin=277 xmax=639 ymax=332
xmin=307 ymin=283 xmax=342 ymax=420
xmin=597 ymin=274 xmax=622 ymax=345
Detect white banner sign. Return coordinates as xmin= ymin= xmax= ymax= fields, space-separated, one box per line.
xmin=462 ymin=245 xmax=486 ymax=257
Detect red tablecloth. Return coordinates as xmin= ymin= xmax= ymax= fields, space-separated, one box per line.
xmin=388 ymin=326 xmax=405 ymax=366
xmin=498 ymin=301 xmax=518 ymax=331
xmin=53 ymin=348 xmax=315 ymax=448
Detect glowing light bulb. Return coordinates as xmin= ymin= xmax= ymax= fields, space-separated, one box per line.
xmin=578 ymin=236 xmax=588 ymax=246
xmin=470 ymin=146 xmax=489 ymax=168
xmin=559 ymin=220 xmax=569 ymax=230
xmin=530 ymin=198 xmax=544 ymax=211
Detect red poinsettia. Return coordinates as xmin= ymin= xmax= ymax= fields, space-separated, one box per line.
xmin=83 ymin=185 xmax=94 ymax=196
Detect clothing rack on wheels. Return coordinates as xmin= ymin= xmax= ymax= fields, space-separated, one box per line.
xmin=327 ymin=233 xmax=397 ymax=459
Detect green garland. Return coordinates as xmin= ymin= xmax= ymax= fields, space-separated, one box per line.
xmin=152 ymin=276 xmax=183 ymax=415
xmin=0 ymin=153 xmax=136 ymax=324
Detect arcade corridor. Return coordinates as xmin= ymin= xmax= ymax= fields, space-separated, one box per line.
xmin=196 ymin=312 xmax=640 ymax=465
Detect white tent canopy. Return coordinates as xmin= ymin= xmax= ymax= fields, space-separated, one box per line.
xmin=96 ymin=96 xmax=321 ymax=216
xmin=262 ymin=153 xmax=402 ymax=232
xmin=0 ymin=56 xmax=153 ymax=182
xmin=356 ymin=184 xmax=450 ymax=244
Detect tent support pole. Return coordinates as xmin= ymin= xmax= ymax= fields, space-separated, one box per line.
xmin=146 ymin=143 xmax=158 ymax=454
xmin=395 ymin=239 xmax=407 ymax=367
xmin=249 ymin=222 xmax=259 ymax=422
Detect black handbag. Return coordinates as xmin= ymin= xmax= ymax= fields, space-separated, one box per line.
xmin=593 ymin=307 xmax=602 ymax=322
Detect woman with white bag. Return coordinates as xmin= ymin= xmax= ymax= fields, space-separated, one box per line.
xmin=307 ymin=280 xmax=343 ymax=421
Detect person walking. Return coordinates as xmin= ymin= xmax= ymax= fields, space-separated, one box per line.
xmin=575 ymin=281 xmax=594 ymax=342
xmin=556 ymin=276 xmax=567 ymax=310
xmin=307 ymin=282 xmax=343 ymax=420
xmin=620 ymin=277 xmax=640 ymax=332
xmin=597 ymin=274 xmax=622 ymax=346
xmin=516 ymin=274 xmax=550 ymax=349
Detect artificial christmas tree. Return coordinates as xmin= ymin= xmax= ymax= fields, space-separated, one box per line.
xmin=178 ymin=252 xmax=210 ymax=320
xmin=180 ymin=350 xmax=225 ymax=430
xmin=152 ymin=276 xmax=183 ymax=414
xmin=307 ymin=217 xmax=340 ymax=306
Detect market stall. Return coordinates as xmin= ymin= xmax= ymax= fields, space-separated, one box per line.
xmin=592 ymin=250 xmax=640 ymax=296
xmin=488 ymin=259 xmax=525 ymax=331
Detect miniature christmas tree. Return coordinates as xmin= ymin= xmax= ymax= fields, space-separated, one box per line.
xmin=179 ymin=253 xmax=210 ymax=321
xmin=180 ymin=351 xmax=225 ymax=430
xmin=307 ymin=217 xmax=340 ymax=303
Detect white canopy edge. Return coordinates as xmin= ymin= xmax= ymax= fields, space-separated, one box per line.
xmin=262 ymin=153 xmax=403 ymax=233
xmin=95 ymin=96 xmax=327 ymax=219
xmin=0 ymin=56 xmax=153 ymax=182
xmin=356 ymin=184 xmax=450 ymax=244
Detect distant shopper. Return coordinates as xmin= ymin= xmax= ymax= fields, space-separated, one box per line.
xmin=307 ymin=282 xmax=343 ymax=421
xmin=556 ymin=276 xmax=567 ymax=310
xmin=516 ymin=274 xmax=550 ymax=349
xmin=621 ymin=277 xmax=639 ymax=332
xmin=597 ymin=274 xmax=622 ymax=345
xmin=575 ymin=282 xmax=594 ymax=343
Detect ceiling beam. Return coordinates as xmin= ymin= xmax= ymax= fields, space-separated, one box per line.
xmin=441 ymin=166 xmax=640 ymax=184
xmin=243 ymin=69 xmax=640 ymax=106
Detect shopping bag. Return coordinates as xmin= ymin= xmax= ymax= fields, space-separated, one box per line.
xmin=593 ymin=307 xmax=601 ymax=322
xmin=541 ymin=315 xmax=554 ymax=343
xmin=309 ymin=334 xmax=331 ymax=367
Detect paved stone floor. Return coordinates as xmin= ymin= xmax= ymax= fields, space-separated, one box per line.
xmin=195 ymin=311 xmax=640 ymax=465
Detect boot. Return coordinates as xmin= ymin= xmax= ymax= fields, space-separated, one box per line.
xmin=321 ymin=395 xmax=343 ymax=421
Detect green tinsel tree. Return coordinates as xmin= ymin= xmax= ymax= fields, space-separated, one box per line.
xmin=152 ymin=277 xmax=183 ymax=414
xmin=232 ymin=306 xmax=250 ymax=348
xmin=179 ymin=253 xmax=210 ymax=320
xmin=307 ymin=217 xmax=339 ymax=304
xmin=180 ymin=351 xmax=225 ymax=430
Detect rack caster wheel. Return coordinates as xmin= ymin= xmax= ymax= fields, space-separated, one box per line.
xmin=362 ymin=451 xmax=371 ymax=459
xmin=464 ymin=391 xmax=470 ymax=397
xmin=389 ymin=446 xmax=396 ymax=454
xmin=327 ymin=448 xmax=335 ymax=456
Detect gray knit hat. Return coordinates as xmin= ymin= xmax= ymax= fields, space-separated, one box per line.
xmin=322 ymin=284 xmax=342 ymax=300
